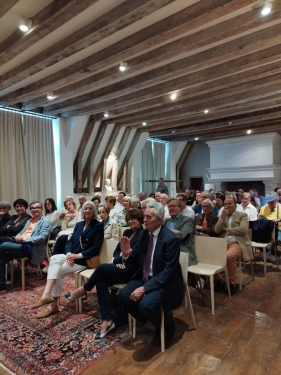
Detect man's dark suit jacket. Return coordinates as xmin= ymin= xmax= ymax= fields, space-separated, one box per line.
xmin=65 ymin=219 xmax=104 ymax=267
xmin=133 ymin=225 xmax=184 ymax=311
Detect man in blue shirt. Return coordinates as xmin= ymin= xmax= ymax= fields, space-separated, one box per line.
xmin=156 ymin=178 xmax=169 ymax=195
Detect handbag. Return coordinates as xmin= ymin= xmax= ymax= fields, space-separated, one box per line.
xmin=50 ymin=226 xmax=61 ymax=240
xmin=79 ymin=236 xmax=100 ymax=269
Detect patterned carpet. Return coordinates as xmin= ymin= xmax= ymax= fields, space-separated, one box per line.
xmin=0 ymin=268 xmax=129 ymax=375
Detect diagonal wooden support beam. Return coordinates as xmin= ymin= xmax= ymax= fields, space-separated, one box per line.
xmin=176 ymin=142 xmax=195 ymax=192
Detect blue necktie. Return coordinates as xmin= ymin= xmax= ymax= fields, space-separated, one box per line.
xmin=142 ymin=233 xmax=153 ymax=282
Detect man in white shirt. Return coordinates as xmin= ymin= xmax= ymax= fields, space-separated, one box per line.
xmin=240 ymin=192 xmax=257 ymax=221
xmin=160 ymin=193 xmax=169 ymax=219
xmin=176 ymin=194 xmax=195 ymax=221
xmin=114 ymin=192 xmax=126 ymax=212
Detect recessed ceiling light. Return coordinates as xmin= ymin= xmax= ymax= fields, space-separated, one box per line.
xmin=261 ymin=1 xmax=272 ymax=16
xmin=170 ymin=92 xmax=177 ymax=100
xmin=47 ymin=92 xmax=57 ymax=100
xmin=195 ymin=137 xmax=199 ymax=140
xmin=204 ymin=109 xmax=209 ymax=114
xmin=104 ymin=110 xmax=110 ymax=118
xmin=172 ymin=130 xmax=176 ymax=133
xmin=19 ymin=18 xmax=32 ymax=32
xmin=228 ymin=121 xmax=233 ymax=125
xmin=142 ymin=122 xmax=146 ymax=126
xmin=119 ymin=62 xmax=128 ymax=72
xmin=247 ymin=130 xmax=252 ymax=134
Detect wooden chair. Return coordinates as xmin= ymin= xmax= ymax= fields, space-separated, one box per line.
xmin=76 ymin=239 xmax=118 ymax=313
xmin=131 ymin=252 xmax=197 ymax=352
xmin=188 ymin=236 xmax=231 ymax=315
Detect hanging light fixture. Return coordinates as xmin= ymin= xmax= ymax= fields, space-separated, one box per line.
xmin=19 ymin=18 xmax=32 ymax=32
xmin=261 ymin=1 xmax=272 ymax=15
xmin=119 ymin=62 xmax=128 ymax=72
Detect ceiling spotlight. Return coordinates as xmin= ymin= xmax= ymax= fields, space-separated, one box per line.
xmin=119 ymin=62 xmax=128 ymax=72
xmin=228 ymin=121 xmax=233 ymax=125
xmin=142 ymin=122 xmax=147 ymax=126
xmin=172 ymin=130 xmax=176 ymax=134
xmin=170 ymin=92 xmax=177 ymax=100
xmin=204 ymin=109 xmax=209 ymax=114
xmin=261 ymin=1 xmax=272 ymax=16
xmin=247 ymin=130 xmax=252 ymax=134
xmin=47 ymin=92 xmax=57 ymax=100
xmin=104 ymin=110 xmax=110 ymax=118
xmin=19 ymin=18 xmax=32 ymax=32
xmin=195 ymin=137 xmax=199 ymax=140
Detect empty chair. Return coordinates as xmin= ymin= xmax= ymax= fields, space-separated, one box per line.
xmin=188 ymin=236 xmax=231 ymax=315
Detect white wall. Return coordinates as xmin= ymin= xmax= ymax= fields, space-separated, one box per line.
xmin=184 ymin=142 xmax=210 ymax=189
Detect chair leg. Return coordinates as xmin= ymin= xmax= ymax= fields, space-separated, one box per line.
xmin=238 ymin=257 xmax=242 ymax=291
xmin=128 ymin=313 xmax=132 ymax=334
xmin=263 ymin=247 xmax=267 ymax=276
xmin=78 ymin=274 xmax=83 ymax=314
xmin=209 ymin=275 xmax=215 ymax=316
xmin=224 ymin=267 xmax=232 ymax=301
xmin=10 ymin=261 xmax=14 ymax=285
xmin=185 ymin=285 xmax=197 ymax=329
xmin=160 ymin=306 xmax=165 ymax=352
xmin=132 ymin=317 xmax=136 ymax=338
xmin=250 ymin=259 xmax=255 ymax=280
xmin=21 ymin=258 xmax=25 ymax=291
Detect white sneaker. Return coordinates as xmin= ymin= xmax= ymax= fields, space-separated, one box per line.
xmin=42 ymin=266 xmax=48 ymax=274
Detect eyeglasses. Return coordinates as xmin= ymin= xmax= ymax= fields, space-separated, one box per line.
xmin=168 ymin=205 xmax=180 ymax=209
xmin=30 ymin=206 xmax=42 ymax=210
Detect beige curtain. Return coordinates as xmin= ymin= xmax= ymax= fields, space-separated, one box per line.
xmin=0 ymin=110 xmax=56 ymax=210
xmin=141 ymin=140 xmax=166 ymax=195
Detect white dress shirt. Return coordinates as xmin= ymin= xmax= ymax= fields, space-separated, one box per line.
xmin=239 ymin=203 xmax=258 ymax=221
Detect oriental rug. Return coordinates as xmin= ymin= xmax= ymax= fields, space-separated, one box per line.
xmin=0 ymin=269 xmax=129 ymax=375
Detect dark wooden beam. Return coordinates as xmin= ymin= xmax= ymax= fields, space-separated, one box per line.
xmin=15 ymin=2 xmax=279 ymax=110
xmin=44 ymin=23 xmax=281 ymax=116
xmin=0 ymin=0 xmax=97 ymax=68
xmin=59 ymin=43 xmax=281 ymax=118
xmin=0 ymin=0 xmax=177 ymax=93
xmin=0 ymin=0 xmax=19 ymax=18
xmin=176 ymin=142 xmax=195 ymax=192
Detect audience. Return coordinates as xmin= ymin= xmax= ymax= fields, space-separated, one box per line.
xmin=155 ymin=192 xmax=161 ymax=202
xmin=117 ymin=201 xmax=184 ymax=340
xmin=176 ymin=194 xmax=195 ymax=220
xmin=65 ymin=209 xmax=144 ymax=339
xmin=214 ymin=197 xmax=253 ymax=295
xmin=160 ymin=193 xmax=169 ymax=218
xmin=115 ymin=192 xmax=126 ymax=212
xmin=114 ymin=196 xmax=132 ymax=226
xmin=156 ymin=177 xmax=169 ymax=195
xmin=193 ymin=191 xmax=218 ymax=216
xmin=44 ymin=198 xmax=59 ymax=228
xmin=78 ymin=194 xmax=87 ymax=212
xmin=240 ymin=192 xmax=258 ymax=221
xmin=100 ymin=205 xmax=119 ymax=241
xmin=0 ymin=200 xmax=52 ymax=293
xmin=215 ymin=193 xmax=225 ymax=209
xmin=105 ymin=196 xmax=118 ymax=218
xmin=0 ymin=201 xmax=12 ymax=229
xmin=164 ymin=198 xmax=195 ymax=264
xmin=194 ymin=199 xmax=218 ymax=237
xmin=0 ymin=199 xmax=31 ymax=242
xmin=184 ymin=188 xmax=195 ymax=206
xmin=32 ymin=201 xmax=103 ymax=318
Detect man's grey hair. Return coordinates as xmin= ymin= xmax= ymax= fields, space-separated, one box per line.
xmin=146 ymin=201 xmax=164 ymax=218
xmin=141 ymin=198 xmax=155 ymax=206
xmin=80 ymin=201 xmax=98 ymax=220
xmin=29 ymin=200 xmax=42 ymax=209
xmin=225 ymin=192 xmax=237 ymax=201
xmin=0 ymin=200 xmax=12 ymax=209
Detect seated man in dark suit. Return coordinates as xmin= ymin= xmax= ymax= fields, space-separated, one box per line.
xmin=118 ymin=201 xmax=184 ymax=340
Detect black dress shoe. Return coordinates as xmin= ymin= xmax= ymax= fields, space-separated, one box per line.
xmin=214 ymin=281 xmax=225 ymax=293
xmin=64 ymin=291 xmax=87 ymax=301
xmin=229 ymin=284 xmax=238 ymax=296
xmin=0 ymin=285 xmax=7 ymax=294
xmin=95 ymin=322 xmax=115 ymax=340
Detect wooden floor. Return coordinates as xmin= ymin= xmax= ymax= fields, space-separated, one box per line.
xmin=83 ymin=258 xmax=281 ymax=375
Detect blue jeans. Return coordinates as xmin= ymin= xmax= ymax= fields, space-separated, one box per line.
xmin=0 ymin=242 xmax=26 ymax=286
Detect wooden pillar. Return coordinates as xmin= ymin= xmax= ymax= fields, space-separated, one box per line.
xmin=112 ymin=158 xmax=118 ymax=190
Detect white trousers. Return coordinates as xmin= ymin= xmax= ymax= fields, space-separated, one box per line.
xmin=47 ymin=254 xmax=87 ymax=297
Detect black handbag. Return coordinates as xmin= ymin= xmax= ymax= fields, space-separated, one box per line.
xmin=50 ymin=226 xmax=61 ymax=240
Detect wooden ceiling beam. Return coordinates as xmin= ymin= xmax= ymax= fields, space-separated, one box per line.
xmin=0 ymin=0 xmax=97 ymax=67
xmin=59 ymin=44 xmax=281 ymax=118
xmin=0 ymin=0 xmax=176 ymax=91
xmin=0 ymin=0 xmax=20 ymax=19
xmin=106 ymin=66 xmax=281 ymax=124
xmin=149 ymin=108 xmax=281 ymax=138
xmin=43 ymin=23 xmax=281 ymax=116
xmin=15 ymin=4 xmax=281 ymax=110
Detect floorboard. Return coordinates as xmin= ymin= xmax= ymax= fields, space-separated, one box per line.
xmin=82 ymin=258 xmax=281 ymax=375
